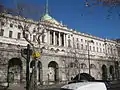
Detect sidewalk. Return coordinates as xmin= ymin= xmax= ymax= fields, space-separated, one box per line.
xmin=0 ymin=83 xmax=65 ymax=90
xmin=7 ymin=83 xmax=26 ymax=90
xmin=38 ymin=83 xmax=65 ymax=90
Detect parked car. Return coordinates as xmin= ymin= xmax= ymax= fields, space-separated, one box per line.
xmin=60 ymin=82 xmax=107 ymax=90
xmin=68 ymin=73 xmax=111 ymax=89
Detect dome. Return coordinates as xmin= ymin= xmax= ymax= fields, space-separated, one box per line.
xmin=40 ymin=13 xmax=60 ymax=25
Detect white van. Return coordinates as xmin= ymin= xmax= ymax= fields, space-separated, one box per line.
xmin=60 ymin=82 xmax=107 ymax=90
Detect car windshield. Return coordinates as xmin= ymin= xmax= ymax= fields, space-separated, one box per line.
xmin=73 ymin=73 xmax=95 ymax=81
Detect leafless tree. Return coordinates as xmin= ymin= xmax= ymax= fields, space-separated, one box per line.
xmin=0 ymin=0 xmax=45 ymax=89
xmin=84 ymin=0 xmax=120 ymax=19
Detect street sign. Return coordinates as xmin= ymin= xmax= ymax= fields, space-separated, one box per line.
xmin=32 ymin=52 xmax=41 ymax=58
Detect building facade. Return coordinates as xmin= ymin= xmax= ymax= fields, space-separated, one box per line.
xmin=0 ymin=10 xmax=120 ymax=85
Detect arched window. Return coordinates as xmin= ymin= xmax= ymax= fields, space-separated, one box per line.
xmin=90 ymin=64 xmax=96 ymax=69
xmin=61 ymin=49 xmax=65 ymax=52
xmin=69 ymin=62 xmax=77 ymax=68
xmin=56 ymin=49 xmax=60 ymax=52
xmin=50 ymin=48 xmax=54 ymax=51
xmin=81 ymin=63 xmax=87 ymax=69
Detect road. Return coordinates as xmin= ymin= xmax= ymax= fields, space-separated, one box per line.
xmin=0 ymin=86 xmax=120 ymax=90
xmin=39 ymin=87 xmax=120 ymax=90
xmin=38 ymin=88 xmax=60 ymax=90
xmin=0 ymin=80 xmax=120 ymax=90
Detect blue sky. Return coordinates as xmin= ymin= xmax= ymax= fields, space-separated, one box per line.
xmin=2 ymin=0 xmax=120 ymax=39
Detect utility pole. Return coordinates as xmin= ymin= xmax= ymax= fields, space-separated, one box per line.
xmin=26 ymin=44 xmax=30 ymax=90
xmin=87 ymin=40 xmax=94 ymax=75
xmin=21 ymin=44 xmax=32 ymax=90
xmin=88 ymin=43 xmax=90 ymax=75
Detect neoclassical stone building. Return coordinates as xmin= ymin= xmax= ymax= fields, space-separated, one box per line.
xmin=0 ymin=6 xmax=120 ymax=85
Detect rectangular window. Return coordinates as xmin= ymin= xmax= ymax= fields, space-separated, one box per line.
xmin=25 ymin=33 xmax=28 ymax=39
xmin=103 ymin=49 xmax=104 ymax=53
xmin=100 ymin=48 xmax=102 ymax=52
xmin=81 ymin=44 xmax=83 ymax=50
xmin=96 ymin=42 xmax=98 ymax=45
xmin=18 ymin=25 xmax=22 ymax=29
xmin=17 ymin=33 xmax=21 ymax=39
xmin=90 ymin=46 xmax=91 ymax=51
xmin=42 ymin=35 xmax=45 ymax=43
xmin=9 ymin=31 xmax=13 ymax=38
xmin=0 ymin=29 xmax=4 ymax=36
xmin=10 ymin=23 xmax=13 ymax=28
xmin=33 ymin=35 xmax=36 ymax=42
xmin=97 ymin=47 xmax=99 ymax=52
xmin=77 ymin=43 xmax=79 ymax=49
xmin=81 ymin=39 xmax=83 ymax=42
xmin=76 ymin=38 xmax=79 ymax=41
xmin=93 ymin=46 xmax=95 ymax=51
xmin=85 ymin=45 xmax=88 ymax=50
xmin=68 ymin=39 xmax=71 ymax=47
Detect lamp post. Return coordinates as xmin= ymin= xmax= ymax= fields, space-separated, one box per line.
xmin=87 ymin=40 xmax=94 ymax=75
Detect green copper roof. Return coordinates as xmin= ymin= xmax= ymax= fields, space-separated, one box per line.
xmin=41 ymin=13 xmax=52 ymax=20
xmin=40 ymin=13 xmax=60 ymax=25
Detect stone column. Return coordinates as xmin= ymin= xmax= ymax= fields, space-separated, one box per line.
xmin=64 ymin=34 xmax=66 ymax=47
xmin=47 ymin=30 xmax=50 ymax=45
xmin=59 ymin=32 xmax=61 ymax=46
xmin=53 ymin=31 xmax=56 ymax=45
xmin=44 ymin=29 xmax=47 ymax=43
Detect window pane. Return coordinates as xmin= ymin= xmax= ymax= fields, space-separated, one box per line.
xmin=9 ymin=31 xmax=13 ymax=38
xmin=0 ymin=29 xmax=4 ymax=36
xmin=17 ymin=33 xmax=21 ymax=39
xmin=33 ymin=35 xmax=36 ymax=42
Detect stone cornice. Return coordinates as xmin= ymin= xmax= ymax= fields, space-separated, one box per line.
xmin=0 ymin=13 xmax=38 ymax=25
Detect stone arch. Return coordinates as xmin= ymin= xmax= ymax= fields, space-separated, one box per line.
xmin=30 ymin=60 xmax=35 ymax=68
xmin=37 ymin=61 xmax=42 ymax=84
xmin=30 ymin=60 xmax=43 ymax=84
xmin=115 ymin=61 xmax=119 ymax=79
xmin=109 ymin=65 xmax=114 ymax=80
xmin=102 ymin=64 xmax=107 ymax=80
xmin=8 ymin=58 xmax=22 ymax=84
xmin=68 ymin=62 xmax=78 ymax=77
xmin=90 ymin=64 xmax=97 ymax=78
xmin=48 ymin=61 xmax=59 ymax=83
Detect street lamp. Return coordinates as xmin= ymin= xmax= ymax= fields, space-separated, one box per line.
xmin=87 ymin=40 xmax=94 ymax=75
